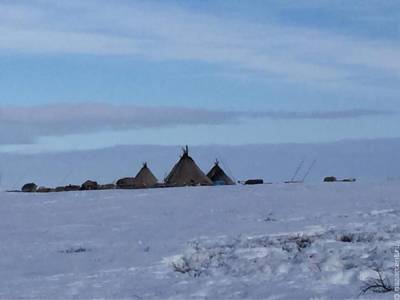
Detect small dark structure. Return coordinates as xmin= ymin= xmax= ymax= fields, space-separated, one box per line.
xmin=284 ymin=180 xmax=302 ymax=184
xmin=64 ymin=184 xmax=81 ymax=191
xmin=55 ymin=186 xmax=66 ymax=192
xmin=165 ymin=146 xmax=212 ymax=187
xmin=80 ymin=180 xmax=98 ymax=190
xmin=324 ymin=176 xmax=337 ymax=182
xmin=342 ymin=178 xmax=356 ymax=182
xmin=21 ymin=183 xmax=37 ymax=193
xmin=37 ymin=186 xmax=52 ymax=193
xmin=116 ymin=177 xmax=136 ymax=189
xmin=206 ymin=160 xmax=235 ymax=185
xmin=324 ymin=176 xmax=356 ymax=183
xmin=244 ymin=179 xmax=264 ymax=185
xmin=134 ymin=163 xmax=158 ymax=188
xmin=98 ymin=183 xmax=116 ymax=190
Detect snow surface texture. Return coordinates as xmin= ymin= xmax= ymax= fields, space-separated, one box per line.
xmin=1 ymin=138 xmax=400 ymax=190
xmin=0 ymin=182 xmax=398 ymax=299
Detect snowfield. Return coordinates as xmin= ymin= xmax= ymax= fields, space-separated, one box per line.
xmin=0 ymin=182 xmax=398 ymax=299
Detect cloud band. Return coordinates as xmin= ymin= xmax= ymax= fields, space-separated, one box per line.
xmin=0 ymin=103 xmax=392 ymax=145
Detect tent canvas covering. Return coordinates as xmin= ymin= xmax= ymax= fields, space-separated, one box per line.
xmin=165 ymin=146 xmax=212 ymax=187
xmin=134 ymin=163 xmax=158 ymax=188
xmin=206 ymin=161 xmax=235 ymax=185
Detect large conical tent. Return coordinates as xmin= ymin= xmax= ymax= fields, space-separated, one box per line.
xmin=207 ymin=160 xmax=235 ymax=185
xmin=165 ymin=146 xmax=212 ymax=187
xmin=134 ymin=163 xmax=158 ymax=188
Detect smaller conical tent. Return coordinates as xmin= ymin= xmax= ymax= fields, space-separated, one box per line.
xmin=134 ymin=163 xmax=158 ymax=188
xmin=165 ymin=146 xmax=212 ymax=187
xmin=207 ymin=160 xmax=235 ymax=185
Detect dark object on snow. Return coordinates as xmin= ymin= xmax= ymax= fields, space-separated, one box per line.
xmin=154 ymin=183 xmax=168 ymax=188
xmin=55 ymin=186 xmax=66 ymax=192
xmin=116 ymin=177 xmax=136 ymax=189
xmin=338 ymin=234 xmax=353 ymax=242
xmin=37 ymin=186 xmax=52 ymax=193
xmin=341 ymin=178 xmax=356 ymax=182
xmin=98 ymin=183 xmax=116 ymax=190
xmin=244 ymin=179 xmax=264 ymax=185
xmin=134 ymin=163 xmax=158 ymax=188
xmin=64 ymin=184 xmax=81 ymax=191
xmin=80 ymin=180 xmax=98 ymax=190
xmin=324 ymin=176 xmax=337 ymax=182
xmin=165 ymin=146 xmax=212 ymax=187
xmin=206 ymin=160 xmax=235 ymax=185
xmin=21 ymin=183 xmax=37 ymax=193
xmin=324 ymin=176 xmax=356 ymax=183
xmin=61 ymin=247 xmax=91 ymax=254
xmin=284 ymin=180 xmax=302 ymax=184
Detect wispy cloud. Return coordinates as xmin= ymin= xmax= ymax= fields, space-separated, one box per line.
xmin=0 ymin=103 xmax=392 ymax=145
xmin=0 ymin=1 xmax=399 ymax=89
xmin=250 ymin=109 xmax=394 ymax=120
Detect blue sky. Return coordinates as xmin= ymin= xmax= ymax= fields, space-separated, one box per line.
xmin=0 ymin=0 xmax=399 ymax=152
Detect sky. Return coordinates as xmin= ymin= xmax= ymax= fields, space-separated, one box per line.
xmin=0 ymin=0 xmax=399 ymax=152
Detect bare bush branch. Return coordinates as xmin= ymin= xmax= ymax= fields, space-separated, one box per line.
xmin=360 ymin=268 xmax=394 ymax=294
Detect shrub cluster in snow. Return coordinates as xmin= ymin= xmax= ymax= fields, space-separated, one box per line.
xmin=171 ymin=225 xmax=399 ymax=296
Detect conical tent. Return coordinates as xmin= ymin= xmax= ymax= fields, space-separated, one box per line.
xmin=165 ymin=146 xmax=212 ymax=187
xmin=207 ymin=160 xmax=235 ymax=185
xmin=134 ymin=163 xmax=158 ymax=188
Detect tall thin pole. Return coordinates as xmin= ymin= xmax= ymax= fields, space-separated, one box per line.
xmin=301 ymin=159 xmax=317 ymax=182
xmin=290 ymin=160 xmax=304 ymax=182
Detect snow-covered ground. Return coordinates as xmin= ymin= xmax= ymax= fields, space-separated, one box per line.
xmin=0 ymin=182 xmax=398 ymax=299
